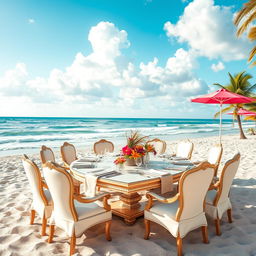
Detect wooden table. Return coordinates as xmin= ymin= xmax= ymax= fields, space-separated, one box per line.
xmin=71 ymin=158 xmax=189 ymax=225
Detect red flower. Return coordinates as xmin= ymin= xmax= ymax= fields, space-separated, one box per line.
xmin=122 ymin=145 xmax=132 ymax=156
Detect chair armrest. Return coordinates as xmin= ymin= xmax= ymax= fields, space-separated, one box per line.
xmin=145 ymin=192 xmax=179 ymax=211
xmin=42 ymin=180 xmax=48 ymax=189
xmin=61 ymin=163 xmax=70 ymax=170
xmin=74 ymin=192 xmax=111 ymax=211
xmin=208 ymin=181 xmax=220 ymax=191
xmin=193 ymin=161 xmax=201 ymax=165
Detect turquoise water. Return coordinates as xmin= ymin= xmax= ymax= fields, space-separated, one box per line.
xmin=0 ymin=117 xmax=253 ymax=156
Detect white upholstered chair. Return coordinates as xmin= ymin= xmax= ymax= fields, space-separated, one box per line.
xmin=207 ymin=144 xmax=223 ymax=177
xmin=205 ymin=153 xmax=240 ymax=236
xmin=93 ymin=139 xmax=114 ymax=155
xmin=43 ymin=162 xmax=112 ymax=255
xmin=40 ymin=145 xmax=55 ymax=164
xmin=147 ymin=138 xmax=167 ymax=155
xmin=40 ymin=144 xmax=81 ymax=195
xmin=60 ymin=142 xmax=78 ymax=167
xmin=60 ymin=142 xmax=82 ymax=195
xmin=144 ymin=162 xmax=215 ymax=256
xmin=22 ymin=154 xmax=53 ymax=236
xmin=174 ymin=141 xmax=194 ymax=159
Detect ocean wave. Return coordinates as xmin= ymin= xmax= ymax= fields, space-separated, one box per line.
xmin=0 ymin=117 xmax=242 ymax=155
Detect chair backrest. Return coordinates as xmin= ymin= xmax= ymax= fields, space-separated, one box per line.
xmin=93 ymin=139 xmax=114 ymax=155
xmin=43 ymin=162 xmax=78 ymax=222
xmin=176 ymin=141 xmax=194 ymax=159
xmin=214 ymin=153 xmax=240 ymax=206
xmin=40 ymin=145 xmax=55 ymax=164
xmin=61 ymin=142 xmax=77 ymax=166
xmin=207 ymin=144 xmax=223 ymax=176
xmin=147 ymin=138 xmax=166 ymax=155
xmin=22 ymin=154 xmax=48 ymax=206
xmin=176 ymin=162 xmax=214 ymax=221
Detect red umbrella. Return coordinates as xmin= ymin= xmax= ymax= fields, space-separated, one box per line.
xmin=191 ymin=89 xmax=255 ymax=141
xmin=227 ymin=108 xmax=256 ymax=116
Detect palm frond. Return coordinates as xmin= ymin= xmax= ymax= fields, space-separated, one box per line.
xmin=244 ymin=115 xmax=256 ymax=121
xmin=248 ymin=45 xmax=256 ymax=62
xmin=248 ymin=26 xmax=256 ymax=41
xmin=213 ymin=83 xmax=226 ymax=89
xmin=234 ymin=0 xmax=256 ymax=36
xmin=244 ymin=83 xmax=256 ymax=93
xmin=214 ymin=105 xmax=234 ymax=118
xmin=228 ymin=72 xmax=236 ymax=92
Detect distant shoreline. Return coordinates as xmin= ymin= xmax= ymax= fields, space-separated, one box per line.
xmin=0 ymin=116 xmax=234 ymax=120
xmin=1 ymin=117 xmax=253 ymax=157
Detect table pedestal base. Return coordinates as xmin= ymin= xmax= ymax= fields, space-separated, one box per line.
xmin=111 ymin=192 xmax=145 ymax=225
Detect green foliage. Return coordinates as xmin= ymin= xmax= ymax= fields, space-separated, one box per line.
xmin=126 ymin=130 xmax=148 ymax=148
xmin=213 ymin=71 xmax=256 ymax=139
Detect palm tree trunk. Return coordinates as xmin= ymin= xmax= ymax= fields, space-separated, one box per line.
xmin=237 ymin=115 xmax=247 ymax=139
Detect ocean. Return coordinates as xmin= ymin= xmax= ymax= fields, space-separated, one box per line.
xmin=0 ymin=117 xmax=254 ymax=157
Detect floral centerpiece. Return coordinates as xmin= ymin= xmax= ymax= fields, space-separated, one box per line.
xmin=114 ymin=156 xmax=126 ymax=170
xmin=115 ymin=130 xmax=156 ymax=166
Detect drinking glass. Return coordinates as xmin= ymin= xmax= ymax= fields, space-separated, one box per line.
xmin=135 ymin=157 xmax=142 ymax=167
xmin=144 ymin=153 xmax=150 ymax=168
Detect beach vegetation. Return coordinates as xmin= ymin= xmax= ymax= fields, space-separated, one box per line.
xmin=234 ymin=0 xmax=256 ymax=66
xmin=214 ymin=71 xmax=256 ymax=139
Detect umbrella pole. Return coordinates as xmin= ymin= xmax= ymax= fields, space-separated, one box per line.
xmin=219 ymin=103 xmax=222 ymax=143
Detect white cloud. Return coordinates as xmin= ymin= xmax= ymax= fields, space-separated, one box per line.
xmin=28 ymin=18 xmax=35 ymax=24
xmin=211 ymin=61 xmax=225 ymax=72
xmin=0 ymin=21 xmax=208 ymax=117
xmin=164 ymin=0 xmax=251 ymax=61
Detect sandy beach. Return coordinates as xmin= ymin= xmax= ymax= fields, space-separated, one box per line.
xmin=0 ymin=134 xmax=256 ymax=256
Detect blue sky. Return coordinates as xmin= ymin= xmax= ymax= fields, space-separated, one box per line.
xmin=0 ymin=0 xmax=253 ymax=118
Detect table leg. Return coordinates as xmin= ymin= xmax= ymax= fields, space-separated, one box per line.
xmin=111 ymin=192 xmax=145 ymax=225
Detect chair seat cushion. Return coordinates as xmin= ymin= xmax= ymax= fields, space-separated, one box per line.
xmin=75 ymin=201 xmax=106 ymax=220
xmin=206 ymin=189 xmax=217 ymax=205
xmin=150 ymin=201 xmax=179 ymax=219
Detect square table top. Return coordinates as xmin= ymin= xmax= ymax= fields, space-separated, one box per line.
xmin=70 ymin=156 xmax=192 ymax=186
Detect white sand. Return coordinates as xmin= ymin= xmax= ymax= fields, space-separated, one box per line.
xmin=0 ymin=134 xmax=256 ymax=256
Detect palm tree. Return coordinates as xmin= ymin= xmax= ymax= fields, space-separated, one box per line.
xmin=234 ymin=0 xmax=256 ymax=66
xmin=214 ymin=71 xmax=256 ymax=139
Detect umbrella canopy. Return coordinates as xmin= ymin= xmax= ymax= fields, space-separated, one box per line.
xmin=227 ymin=108 xmax=256 ymax=116
xmin=191 ymin=88 xmax=255 ymax=105
xmin=191 ymin=88 xmax=255 ymax=142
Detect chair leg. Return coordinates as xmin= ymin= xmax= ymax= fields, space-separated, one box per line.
xmin=227 ymin=209 xmax=233 ymax=223
xmin=70 ymin=233 xmax=76 ymax=256
xmin=215 ymin=218 xmax=221 ymax=236
xmin=201 ymin=226 xmax=209 ymax=244
xmin=41 ymin=215 xmax=47 ymax=236
xmin=144 ymin=219 xmax=150 ymax=240
xmin=176 ymin=235 xmax=183 ymax=256
xmin=30 ymin=209 xmax=35 ymax=225
xmin=105 ymin=221 xmax=112 ymax=241
xmin=48 ymin=225 xmax=55 ymax=243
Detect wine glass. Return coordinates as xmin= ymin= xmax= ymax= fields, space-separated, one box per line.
xmin=144 ymin=153 xmax=150 ymax=169
xmin=135 ymin=157 xmax=142 ymax=167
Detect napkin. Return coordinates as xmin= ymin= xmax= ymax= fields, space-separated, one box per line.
xmin=83 ymin=174 xmax=98 ymax=197
xmin=164 ymin=165 xmax=188 ymax=171
xmin=83 ymin=170 xmax=119 ymax=197
xmin=170 ymin=160 xmax=194 ymax=166
xmin=171 ymin=156 xmax=188 ymax=161
xmin=77 ymin=157 xmax=99 ymax=162
xmin=72 ymin=163 xmax=95 ymax=169
xmin=161 ymin=174 xmax=173 ymax=194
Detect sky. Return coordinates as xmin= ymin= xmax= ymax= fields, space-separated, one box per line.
xmin=0 ymin=0 xmax=254 ymax=118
